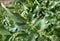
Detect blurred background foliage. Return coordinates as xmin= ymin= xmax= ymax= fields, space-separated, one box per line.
xmin=0 ymin=0 xmax=60 ymax=41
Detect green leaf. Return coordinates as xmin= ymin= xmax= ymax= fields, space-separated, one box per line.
xmin=0 ymin=24 xmax=11 ymax=35
xmin=1 ymin=3 xmax=26 ymax=23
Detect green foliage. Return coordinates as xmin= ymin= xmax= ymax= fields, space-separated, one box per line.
xmin=0 ymin=0 xmax=60 ymax=41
